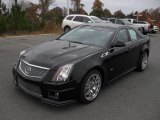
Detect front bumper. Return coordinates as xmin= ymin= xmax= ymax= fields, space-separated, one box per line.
xmin=12 ymin=64 xmax=78 ymax=106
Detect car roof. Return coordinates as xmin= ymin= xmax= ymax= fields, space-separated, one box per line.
xmin=82 ymin=23 xmax=124 ymax=29
xmin=67 ymin=14 xmax=96 ymax=18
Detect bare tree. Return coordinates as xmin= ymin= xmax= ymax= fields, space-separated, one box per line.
xmin=71 ymin=0 xmax=81 ymax=13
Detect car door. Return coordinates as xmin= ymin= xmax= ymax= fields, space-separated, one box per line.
xmin=126 ymin=28 xmax=142 ymax=68
xmin=103 ymin=29 xmax=134 ymax=81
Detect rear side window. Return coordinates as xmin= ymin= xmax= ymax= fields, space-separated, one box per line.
xmin=128 ymin=29 xmax=138 ymax=40
xmin=66 ymin=16 xmax=74 ymax=20
xmin=73 ymin=16 xmax=84 ymax=22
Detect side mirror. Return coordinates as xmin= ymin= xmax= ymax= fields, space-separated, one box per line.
xmin=112 ymin=40 xmax=126 ymax=47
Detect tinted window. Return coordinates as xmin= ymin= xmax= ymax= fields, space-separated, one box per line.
xmin=83 ymin=17 xmax=92 ymax=23
xmin=90 ymin=17 xmax=103 ymax=23
xmin=128 ymin=19 xmax=131 ymax=22
xmin=115 ymin=29 xmax=129 ymax=43
xmin=59 ymin=26 xmax=115 ymax=47
xmin=133 ymin=20 xmax=138 ymax=23
xmin=116 ymin=20 xmax=124 ymax=25
xmin=128 ymin=29 xmax=138 ymax=40
xmin=73 ymin=16 xmax=83 ymax=22
xmin=66 ymin=16 xmax=74 ymax=20
xmin=137 ymin=21 xmax=146 ymax=24
xmin=101 ymin=17 xmax=108 ymax=21
xmin=109 ymin=19 xmax=116 ymax=23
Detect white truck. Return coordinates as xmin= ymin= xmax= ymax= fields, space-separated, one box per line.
xmin=125 ymin=18 xmax=151 ymax=35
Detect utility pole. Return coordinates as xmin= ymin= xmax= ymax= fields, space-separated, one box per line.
xmin=67 ymin=0 xmax=70 ymax=15
xmin=133 ymin=12 xmax=142 ymax=21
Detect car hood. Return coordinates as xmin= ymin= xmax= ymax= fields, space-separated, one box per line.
xmin=22 ymin=40 xmax=101 ymax=68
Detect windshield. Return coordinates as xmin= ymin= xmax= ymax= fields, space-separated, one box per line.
xmin=90 ymin=17 xmax=104 ymax=23
xmin=59 ymin=26 xmax=115 ymax=47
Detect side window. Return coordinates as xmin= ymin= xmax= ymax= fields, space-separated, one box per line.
xmin=66 ymin=16 xmax=74 ymax=20
xmin=133 ymin=20 xmax=137 ymax=23
xmin=83 ymin=17 xmax=92 ymax=23
xmin=73 ymin=16 xmax=83 ymax=22
xmin=115 ymin=29 xmax=129 ymax=43
xmin=116 ymin=20 xmax=124 ymax=25
xmin=128 ymin=29 xmax=138 ymax=41
xmin=128 ymin=20 xmax=131 ymax=22
xmin=109 ymin=19 xmax=116 ymax=23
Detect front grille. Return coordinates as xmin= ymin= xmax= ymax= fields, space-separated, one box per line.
xmin=19 ymin=59 xmax=49 ymax=78
xmin=18 ymin=78 xmax=42 ymax=97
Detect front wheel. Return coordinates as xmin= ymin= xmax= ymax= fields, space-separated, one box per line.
xmin=79 ymin=70 xmax=102 ymax=104
xmin=64 ymin=27 xmax=71 ymax=33
xmin=137 ymin=52 xmax=149 ymax=72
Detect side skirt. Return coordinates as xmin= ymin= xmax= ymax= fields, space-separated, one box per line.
xmin=104 ymin=67 xmax=137 ymax=85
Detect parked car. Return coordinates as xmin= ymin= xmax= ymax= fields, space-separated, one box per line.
xmin=151 ymin=25 xmax=159 ymax=33
xmin=13 ymin=23 xmax=150 ymax=105
xmin=62 ymin=14 xmax=110 ymax=33
xmin=124 ymin=18 xmax=151 ymax=35
xmin=102 ymin=17 xmax=143 ymax=33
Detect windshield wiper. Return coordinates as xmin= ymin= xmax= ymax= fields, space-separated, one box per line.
xmin=69 ymin=41 xmax=84 ymax=45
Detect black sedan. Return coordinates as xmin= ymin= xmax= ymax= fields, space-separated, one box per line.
xmin=12 ymin=23 xmax=150 ymax=105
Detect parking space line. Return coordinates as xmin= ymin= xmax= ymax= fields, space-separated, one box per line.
xmin=0 ymin=34 xmax=56 ymax=39
xmin=0 ymin=38 xmax=32 ymax=47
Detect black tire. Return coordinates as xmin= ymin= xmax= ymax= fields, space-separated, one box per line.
xmin=79 ymin=70 xmax=102 ymax=104
xmin=64 ymin=26 xmax=71 ymax=33
xmin=137 ymin=52 xmax=149 ymax=72
xmin=152 ymin=31 xmax=156 ymax=34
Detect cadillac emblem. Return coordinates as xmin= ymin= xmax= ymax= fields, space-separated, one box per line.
xmin=25 ymin=65 xmax=32 ymax=75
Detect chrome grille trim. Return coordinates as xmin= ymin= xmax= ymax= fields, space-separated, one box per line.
xmin=19 ymin=59 xmax=49 ymax=78
xmin=21 ymin=59 xmax=49 ymax=70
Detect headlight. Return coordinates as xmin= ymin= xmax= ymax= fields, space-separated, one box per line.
xmin=52 ymin=64 xmax=73 ymax=82
xmin=20 ymin=50 xmax=26 ymax=56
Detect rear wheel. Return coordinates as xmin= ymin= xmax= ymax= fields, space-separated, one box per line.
xmin=137 ymin=52 xmax=148 ymax=72
xmin=79 ymin=70 xmax=102 ymax=104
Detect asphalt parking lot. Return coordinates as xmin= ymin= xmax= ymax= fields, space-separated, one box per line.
xmin=0 ymin=33 xmax=160 ymax=120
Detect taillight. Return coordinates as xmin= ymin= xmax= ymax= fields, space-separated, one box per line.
xmin=148 ymin=25 xmax=151 ymax=29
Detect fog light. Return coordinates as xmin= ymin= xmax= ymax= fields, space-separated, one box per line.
xmin=48 ymin=91 xmax=59 ymax=100
xmin=55 ymin=92 xmax=59 ymax=97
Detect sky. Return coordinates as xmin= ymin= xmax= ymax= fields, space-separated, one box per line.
xmin=3 ymin=0 xmax=160 ymax=14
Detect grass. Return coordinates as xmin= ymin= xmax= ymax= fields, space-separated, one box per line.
xmin=0 ymin=22 xmax=63 ymax=37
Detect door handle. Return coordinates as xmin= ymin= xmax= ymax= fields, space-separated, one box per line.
xmin=127 ymin=48 xmax=133 ymax=52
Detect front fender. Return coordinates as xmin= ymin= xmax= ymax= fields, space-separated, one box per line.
xmin=71 ymin=52 xmax=106 ymax=84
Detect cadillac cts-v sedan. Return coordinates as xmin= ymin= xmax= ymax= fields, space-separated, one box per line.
xmin=12 ymin=23 xmax=150 ymax=105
